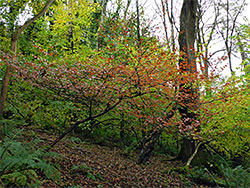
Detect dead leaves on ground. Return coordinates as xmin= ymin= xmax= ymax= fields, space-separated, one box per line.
xmin=30 ymin=130 xmax=201 ymax=187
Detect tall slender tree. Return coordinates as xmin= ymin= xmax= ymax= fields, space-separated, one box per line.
xmin=177 ymin=0 xmax=199 ymax=162
xmin=216 ymin=0 xmax=246 ymax=75
xmin=0 ymin=0 xmax=55 ymax=119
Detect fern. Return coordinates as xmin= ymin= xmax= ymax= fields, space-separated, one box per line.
xmin=71 ymin=163 xmax=101 ymax=181
xmin=0 ymin=129 xmax=61 ymax=187
xmin=0 ymin=119 xmax=25 ymax=138
xmin=220 ymin=164 xmax=250 ymax=187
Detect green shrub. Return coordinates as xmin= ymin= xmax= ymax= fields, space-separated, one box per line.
xmin=187 ymin=159 xmax=250 ymax=188
xmin=219 ymin=164 xmax=250 ymax=187
xmin=0 ymin=125 xmax=61 ymax=187
xmin=6 ymin=79 xmax=86 ymax=132
xmin=155 ymin=133 xmax=179 ymax=156
xmin=71 ymin=163 xmax=102 ymax=181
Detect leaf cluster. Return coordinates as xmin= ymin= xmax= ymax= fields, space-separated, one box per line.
xmin=0 ymin=126 xmax=61 ymax=187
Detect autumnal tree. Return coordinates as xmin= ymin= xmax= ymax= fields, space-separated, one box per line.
xmin=1 ymin=0 xmax=248 ymax=170
xmin=152 ymin=0 xmax=248 ymax=165
xmin=9 ymin=30 xmax=179 ymax=149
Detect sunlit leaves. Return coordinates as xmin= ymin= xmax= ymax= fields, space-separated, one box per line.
xmin=48 ymin=0 xmax=99 ymax=53
xmin=199 ymin=75 xmax=250 ymax=159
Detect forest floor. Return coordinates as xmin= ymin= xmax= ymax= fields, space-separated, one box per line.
xmin=23 ymin=128 xmax=206 ymax=188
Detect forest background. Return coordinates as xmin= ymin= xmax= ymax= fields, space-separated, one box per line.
xmin=0 ymin=0 xmax=250 ymax=187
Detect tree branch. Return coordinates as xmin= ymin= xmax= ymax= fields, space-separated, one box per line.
xmin=12 ymin=0 xmax=55 ymax=41
xmin=45 ymin=97 xmax=123 ymax=151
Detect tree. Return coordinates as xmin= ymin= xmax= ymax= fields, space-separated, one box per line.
xmin=154 ymin=0 xmax=178 ymax=52
xmin=0 ymin=0 xmax=55 ymax=119
xmin=48 ymin=0 xmax=98 ymax=53
xmin=10 ymin=30 xmax=179 ymax=150
xmin=234 ymin=23 xmax=250 ymax=76
xmin=196 ymin=0 xmax=220 ymax=78
xmin=215 ymin=0 xmax=247 ymax=75
xmin=177 ymin=0 xmax=199 ymax=162
xmin=96 ymin=0 xmax=108 ymax=50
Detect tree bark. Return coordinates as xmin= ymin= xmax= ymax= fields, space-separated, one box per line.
xmin=177 ymin=0 xmax=198 ymax=162
xmin=137 ymin=107 xmax=176 ymax=164
xmin=137 ymin=128 xmax=162 ymax=164
xmin=0 ymin=38 xmax=17 ymax=119
xmin=0 ymin=0 xmax=55 ymax=119
xmin=0 ymin=66 xmax=10 ymax=119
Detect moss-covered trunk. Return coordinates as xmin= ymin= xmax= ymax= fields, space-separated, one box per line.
xmin=177 ymin=0 xmax=199 ymax=162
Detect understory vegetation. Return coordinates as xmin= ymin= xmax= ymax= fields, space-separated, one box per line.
xmin=1 ymin=0 xmax=250 ymax=187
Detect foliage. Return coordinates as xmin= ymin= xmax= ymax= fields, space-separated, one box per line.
xmin=18 ymin=17 xmax=54 ymax=57
xmin=182 ymin=161 xmax=250 ymax=187
xmin=6 ymin=12 xmax=249 ymax=167
xmin=71 ymin=163 xmax=101 ymax=181
xmin=3 ymin=76 xmax=83 ymax=131
xmin=0 ymin=125 xmax=61 ymax=187
xmin=155 ymin=132 xmax=179 ymax=156
xmin=234 ymin=23 xmax=250 ymax=75
xmin=48 ymin=0 xmax=99 ymax=54
xmin=0 ymin=0 xmax=48 ymax=51
xmin=11 ymin=31 xmax=179 ymax=128
xmin=0 ymin=1 xmax=250 ymax=187
xmin=219 ymin=163 xmax=250 ymax=187
xmin=199 ymin=76 xmax=250 ymax=162
xmin=188 ymin=167 xmax=216 ymax=185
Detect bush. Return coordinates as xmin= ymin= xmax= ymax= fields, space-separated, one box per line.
xmin=187 ymin=158 xmax=250 ymax=187
xmin=219 ymin=164 xmax=250 ymax=187
xmin=0 ymin=123 xmax=61 ymax=187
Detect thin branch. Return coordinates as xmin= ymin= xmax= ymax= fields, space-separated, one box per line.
xmin=46 ymin=97 xmax=123 ymax=151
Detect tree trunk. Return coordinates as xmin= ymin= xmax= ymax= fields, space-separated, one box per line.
xmin=137 ymin=128 xmax=162 ymax=164
xmin=0 ymin=38 xmax=17 ymax=119
xmin=97 ymin=0 xmax=107 ymax=50
xmin=177 ymin=0 xmax=198 ymax=162
xmin=136 ymin=0 xmax=141 ymax=48
xmin=0 ymin=66 xmax=10 ymax=120
xmin=0 ymin=0 xmax=55 ymax=119
xmin=0 ymin=67 xmax=10 ymax=119
xmin=137 ymin=107 xmax=176 ymax=164
xmin=179 ymin=138 xmax=195 ymax=162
